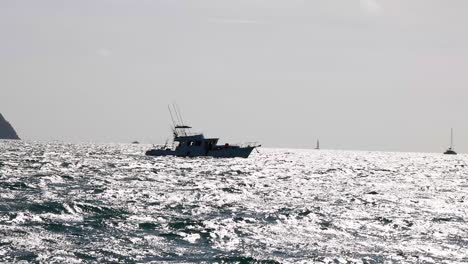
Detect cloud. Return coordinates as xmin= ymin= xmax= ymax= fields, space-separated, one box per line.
xmin=359 ymin=0 xmax=382 ymax=16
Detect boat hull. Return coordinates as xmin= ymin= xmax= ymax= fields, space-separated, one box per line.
xmin=444 ymin=150 xmax=457 ymax=155
xmin=145 ymin=146 xmax=255 ymax=158
xmin=207 ymin=147 xmax=255 ymax=158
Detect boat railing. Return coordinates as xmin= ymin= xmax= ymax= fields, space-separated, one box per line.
xmin=174 ymin=131 xmax=203 ymax=137
xmin=153 ymin=142 xmax=176 ymax=150
xmin=152 ymin=141 xmax=260 ymax=150
xmin=236 ymin=142 xmax=261 ymax=148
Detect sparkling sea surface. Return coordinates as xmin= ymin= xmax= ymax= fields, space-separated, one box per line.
xmin=1 ymin=140 xmax=467 ymax=263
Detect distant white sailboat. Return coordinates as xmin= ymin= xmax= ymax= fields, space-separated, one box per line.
xmin=443 ymin=128 xmax=457 ymax=155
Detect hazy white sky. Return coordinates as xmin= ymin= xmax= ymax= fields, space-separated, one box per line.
xmin=1 ymin=0 xmax=467 ymax=152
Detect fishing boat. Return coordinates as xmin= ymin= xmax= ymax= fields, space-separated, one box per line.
xmin=443 ymin=128 xmax=457 ymax=155
xmin=145 ymin=105 xmax=260 ymax=158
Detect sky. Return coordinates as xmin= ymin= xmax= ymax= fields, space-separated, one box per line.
xmin=1 ymin=0 xmax=467 ymax=152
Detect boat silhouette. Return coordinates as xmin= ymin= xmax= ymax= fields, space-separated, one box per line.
xmin=145 ymin=105 xmax=260 ymax=158
xmin=443 ymin=128 xmax=457 ymax=155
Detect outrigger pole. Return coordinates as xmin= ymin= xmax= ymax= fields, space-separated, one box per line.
xmin=171 ymin=104 xmax=182 ymax=126
xmin=168 ymin=105 xmax=177 ymax=128
xmin=169 ymin=103 xmax=191 ymax=137
xmin=168 ymin=105 xmax=177 ymax=137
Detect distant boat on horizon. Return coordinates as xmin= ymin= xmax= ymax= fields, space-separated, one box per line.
xmin=315 ymin=139 xmax=320 ymax=150
xmin=443 ymin=128 xmax=457 ymax=155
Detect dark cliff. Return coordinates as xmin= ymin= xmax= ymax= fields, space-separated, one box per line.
xmin=0 ymin=113 xmax=20 ymax=140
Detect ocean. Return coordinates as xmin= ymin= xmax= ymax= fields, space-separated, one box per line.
xmin=0 ymin=141 xmax=467 ymax=263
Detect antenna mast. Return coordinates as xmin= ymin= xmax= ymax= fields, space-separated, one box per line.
xmin=451 ymin=128 xmax=454 ymax=149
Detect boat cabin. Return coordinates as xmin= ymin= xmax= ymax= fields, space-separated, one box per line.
xmin=172 ymin=130 xmax=224 ymax=156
